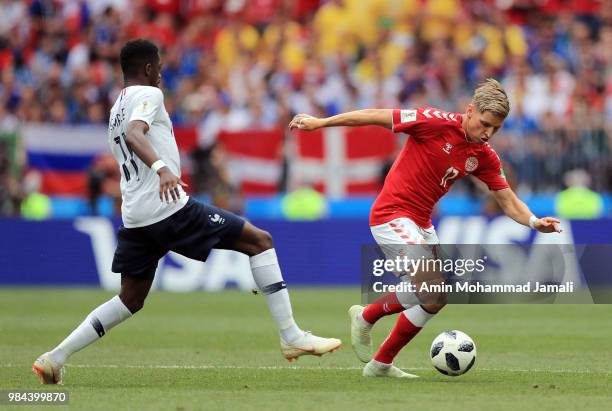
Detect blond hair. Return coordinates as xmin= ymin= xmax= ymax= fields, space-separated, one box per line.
xmin=472 ymin=78 xmax=510 ymax=119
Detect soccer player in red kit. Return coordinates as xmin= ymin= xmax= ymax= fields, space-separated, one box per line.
xmin=289 ymin=79 xmax=562 ymax=378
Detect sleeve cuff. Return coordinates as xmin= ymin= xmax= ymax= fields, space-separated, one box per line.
xmin=128 ymin=116 xmax=153 ymax=127
xmin=391 ymin=109 xmax=399 ymax=132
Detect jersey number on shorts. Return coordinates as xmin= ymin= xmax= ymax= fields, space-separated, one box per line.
xmin=114 ymin=132 xmax=139 ymax=182
xmin=440 ymin=166 xmax=459 ymax=188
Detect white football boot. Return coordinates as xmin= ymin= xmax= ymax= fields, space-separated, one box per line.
xmin=349 ymin=305 xmax=373 ymax=363
xmin=363 ymin=360 xmax=419 ymax=378
xmin=281 ymin=332 xmax=342 ymax=361
xmin=32 ymin=352 xmax=64 ymax=384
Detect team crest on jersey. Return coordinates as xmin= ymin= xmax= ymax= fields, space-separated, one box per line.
xmin=400 ymin=109 xmax=417 ymax=123
xmin=138 ymin=100 xmax=150 ymax=114
xmin=465 ymin=157 xmax=478 ymax=173
xmin=208 ymin=213 xmax=226 ymax=225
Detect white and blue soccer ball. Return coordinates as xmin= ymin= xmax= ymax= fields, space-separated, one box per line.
xmin=430 ymin=330 xmax=477 ymax=376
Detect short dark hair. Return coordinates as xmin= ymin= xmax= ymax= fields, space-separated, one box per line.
xmin=120 ymin=39 xmax=159 ymax=78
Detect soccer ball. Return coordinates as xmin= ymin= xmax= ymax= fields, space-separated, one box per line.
xmin=430 ymin=330 xmax=477 ymax=376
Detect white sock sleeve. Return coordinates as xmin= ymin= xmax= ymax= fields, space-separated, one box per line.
xmin=250 ymin=248 xmax=303 ymax=342
xmin=402 ymin=305 xmax=435 ymax=328
xmin=50 ymin=296 xmax=132 ymax=365
xmin=395 ymin=276 xmax=421 ymax=308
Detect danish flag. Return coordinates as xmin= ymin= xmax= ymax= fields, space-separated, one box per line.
xmin=291 ymin=126 xmax=397 ymax=197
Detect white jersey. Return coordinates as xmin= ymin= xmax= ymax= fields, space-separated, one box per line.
xmin=108 ymin=85 xmax=188 ymax=228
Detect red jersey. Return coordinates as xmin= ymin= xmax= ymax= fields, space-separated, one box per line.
xmin=370 ymin=107 xmax=509 ymax=228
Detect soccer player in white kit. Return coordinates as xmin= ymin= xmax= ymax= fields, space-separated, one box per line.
xmin=32 ymin=40 xmax=341 ymax=384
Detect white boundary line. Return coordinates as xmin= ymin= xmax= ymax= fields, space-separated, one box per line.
xmin=3 ymin=364 xmax=610 ymax=374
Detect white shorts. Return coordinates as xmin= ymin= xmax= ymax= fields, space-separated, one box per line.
xmin=370 ymin=217 xmax=440 ymax=275
xmin=370 ymin=217 xmax=443 ymax=306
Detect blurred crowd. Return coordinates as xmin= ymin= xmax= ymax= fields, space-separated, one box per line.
xmin=0 ymin=0 xmax=611 ymax=215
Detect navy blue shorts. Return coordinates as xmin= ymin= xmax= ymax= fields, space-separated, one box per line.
xmin=111 ymin=198 xmax=245 ymax=278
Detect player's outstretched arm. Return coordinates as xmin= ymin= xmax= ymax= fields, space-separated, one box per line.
xmin=492 ymin=188 xmax=562 ymax=233
xmin=289 ymin=109 xmax=393 ymax=131
xmin=126 ymin=120 xmax=187 ymax=203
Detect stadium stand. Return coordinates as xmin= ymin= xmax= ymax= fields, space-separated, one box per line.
xmin=0 ymin=0 xmax=610 ymax=217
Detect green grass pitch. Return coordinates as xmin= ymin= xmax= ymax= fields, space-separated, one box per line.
xmin=1 ymin=288 xmax=611 ymax=411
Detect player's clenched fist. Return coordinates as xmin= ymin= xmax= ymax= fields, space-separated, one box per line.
xmin=157 ymin=167 xmax=187 ymax=203
xmin=289 ymin=114 xmax=323 ymax=131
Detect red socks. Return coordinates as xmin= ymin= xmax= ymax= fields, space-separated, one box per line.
xmin=373 ymin=313 xmax=422 ymax=364
xmin=361 ymin=292 xmax=404 ymax=324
